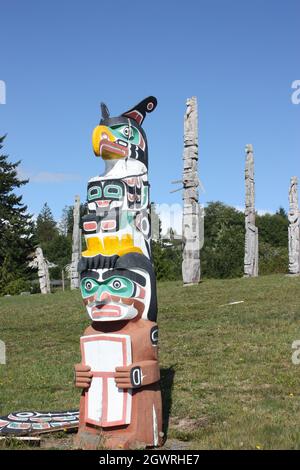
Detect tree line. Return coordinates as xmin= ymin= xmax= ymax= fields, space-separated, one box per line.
xmin=0 ymin=136 xmax=290 ymax=295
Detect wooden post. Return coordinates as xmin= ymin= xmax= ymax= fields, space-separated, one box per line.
xmin=62 ymin=269 xmax=65 ymax=291
xmin=288 ymin=176 xmax=300 ymax=275
xmin=244 ymin=145 xmax=259 ymax=277
xmin=182 ymin=96 xmax=201 ymax=285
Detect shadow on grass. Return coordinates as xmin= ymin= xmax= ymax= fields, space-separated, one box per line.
xmin=160 ymin=366 xmax=175 ymax=439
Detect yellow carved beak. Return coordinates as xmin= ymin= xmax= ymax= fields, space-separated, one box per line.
xmin=92 ymin=125 xmax=129 ymax=160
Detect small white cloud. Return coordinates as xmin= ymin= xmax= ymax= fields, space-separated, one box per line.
xmin=30 ymin=172 xmax=81 ymax=183
xmin=18 ymin=169 xmax=81 ymax=183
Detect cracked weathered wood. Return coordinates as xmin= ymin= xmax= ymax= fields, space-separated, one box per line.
xmin=244 ymin=144 xmax=259 ymax=277
xmin=182 ymin=97 xmax=201 ymax=285
xmin=288 ymin=176 xmax=300 ymax=275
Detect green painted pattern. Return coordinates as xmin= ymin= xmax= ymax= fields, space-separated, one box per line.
xmin=80 ymin=276 xmax=134 ymax=299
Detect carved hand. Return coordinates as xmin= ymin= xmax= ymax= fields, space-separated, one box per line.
xmin=115 ymin=360 xmax=160 ymax=389
xmin=74 ymin=363 xmax=93 ymax=389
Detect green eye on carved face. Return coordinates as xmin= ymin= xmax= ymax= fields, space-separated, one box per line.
xmin=106 ymin=276 xmax=134 ymax=297
xmin=81 ymin=278 xmax=99 ymax=298
xmin=80 ymin=276 xmax=135 ymax=300
xmin=110 ymin=125 xmax=139 ymax=144
xmin=103 ymin=184 xmax=123 ymax=200
xmin=88 ymin=186 xmax=102 ymax=201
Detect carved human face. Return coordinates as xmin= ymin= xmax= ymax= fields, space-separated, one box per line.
xmin=80 ymin=267 xmax=150 ymax=322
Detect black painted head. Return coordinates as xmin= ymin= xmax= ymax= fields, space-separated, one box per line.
xmin=92 ymin=97 xmax=157 ymax=168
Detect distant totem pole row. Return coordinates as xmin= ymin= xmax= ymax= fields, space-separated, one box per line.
xmin=242 ymin=145 xmax=300 ymax=277
xmin=243 ymin=145 xmax=300 ymax=277
xmin=74 ymin=98 xmax=163 ymax=449
xmin=177 ymin=99 xmax=299 ymax=280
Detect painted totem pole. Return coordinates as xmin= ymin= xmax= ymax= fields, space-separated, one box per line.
xmin=74 ymin=97 xmax=163 ymax=450
xmin=70 ymin=195 xmax=81 ymax=290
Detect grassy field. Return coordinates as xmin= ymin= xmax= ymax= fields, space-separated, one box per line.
xmin=1 ymin=274 xmax=300 ymax=449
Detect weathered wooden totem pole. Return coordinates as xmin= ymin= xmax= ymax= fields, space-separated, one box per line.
xmin=74 ymin=97 xmax=163 ymax=450
xmin=288 ymin=176 xmax=300 ymax=275
xmin=182 ymin=97 xmax=201 ymax=285
xmin=244 ymin=144 xmax=259 ymax=277
xmin=29 ymin=246 xmax=51 ymax=294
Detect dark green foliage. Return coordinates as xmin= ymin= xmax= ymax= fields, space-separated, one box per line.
xmin=257 ymin=208 xmax=289 ymax=247
xmin=34 ymin=204 xmax=72 ymax=278
xmin=152 ymin=241 xmax=182 ymax=281
xmin=0 ymin=136 xmax=34 ymax=294
xmin=256 ymin=208 xmax=289 ymax=275
xmin=35 ymin=202 xmax=58 ymax=243
xmin=152 ymin=201 xmax=289 ymax=281
xmin=46 ymin=234 xmax=72 ymax=279
xmin=201 ymin=202 xmax=245 ymax=278
xmin=3 ymin=278 xmax=31 ymax=296
xmin=259 ymin=243 xmax=288 ymax=275
xmin=199 ymin=202 xmax=288 ymax=279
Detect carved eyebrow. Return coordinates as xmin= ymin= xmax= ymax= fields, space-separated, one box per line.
xmin=102 ymin=269 xmax=146 ymax=287
xmin=80 ymin=270 xmax=99 ymax=280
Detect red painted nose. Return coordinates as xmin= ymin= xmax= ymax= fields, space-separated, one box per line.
xmin=98 ymin=291 xmax=111 ymax=302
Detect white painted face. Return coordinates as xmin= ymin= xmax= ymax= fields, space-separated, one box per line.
xmin=80 ymin=267 xmax=151 ymax=322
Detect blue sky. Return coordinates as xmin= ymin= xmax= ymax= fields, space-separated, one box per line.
xmin=0 ymin=0 xmax=299 ymax=224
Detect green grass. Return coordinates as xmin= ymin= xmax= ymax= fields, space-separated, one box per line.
xmin=1 ymin=274 xmax=300 ymax=449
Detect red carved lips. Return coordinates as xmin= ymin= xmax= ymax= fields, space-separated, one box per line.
xmin=91 ymin=305 xmax=122 ymax=318
xmin=99 ymin=140 xmax=129 ymax=159
xmin=95 ymin=200 xmax=110 ymax=208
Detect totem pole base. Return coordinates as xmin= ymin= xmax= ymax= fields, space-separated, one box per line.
xmin=74 ymin=427 xmax=164 ymax=450
xmin=75 ymin=382 xmax=163 ymax=450
xmin=74 ymin=430 xmax=155 ymax=450
xmin=74 ymin=429 xmax=105 ymax=450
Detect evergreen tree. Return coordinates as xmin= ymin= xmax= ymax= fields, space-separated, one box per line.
xmin=201 ymin=202 xmax=245 ymax=278
xmin=35 ymin=203 xmax=58 ymax=243
xmin=257 ymin=209 xmax=288 ymax=247
xmin=0 ymin=135 xmax=34 ymax=293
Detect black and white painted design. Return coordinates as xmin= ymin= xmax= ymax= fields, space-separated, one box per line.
xmin=130 ymin=366 xmax=142 ymax=388
xmin=0 ymin=410 xmax=79 ymax=436
xmin=150 ymin=325 xmax=159 ymax=346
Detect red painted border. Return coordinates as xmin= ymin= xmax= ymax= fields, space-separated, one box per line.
xmin=80 ymin=334 xmax=130 ymax=428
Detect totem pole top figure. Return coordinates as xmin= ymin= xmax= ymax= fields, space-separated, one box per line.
xmin=92 ymin=96 xmax=157 ymax=176
xmin=83 ymin=97 xmax=156 ymax=260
